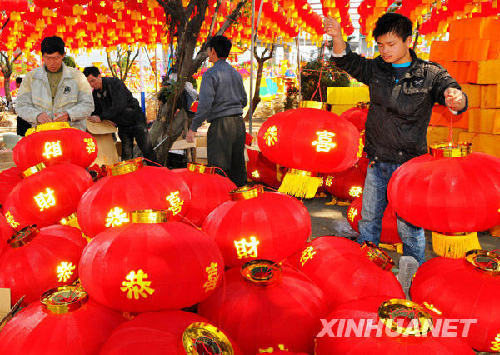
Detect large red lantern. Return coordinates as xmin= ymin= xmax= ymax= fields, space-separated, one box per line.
xmin=79 ymin=210 xmax=223 ymax=312
xmin=0 ymin=225 xmax=86 ymax=304
xmin=202 ymin=185 xmax=310 ymax=268
xmin=246 ymin=148 xmax=284 ymax=188
xmin=315 ymin=296 xmax=474 ymax=354
xmin=388 ymin=143 xmax=500 ymax=258
xmin=0 ymin=285 xmax=123 ymax=354
xmin=339 ymin=105 xmax=368 ymax=132
xmin=198 ymin=260 xmax=327 ymax=354
xmin=172 ymin=163 xmax=236 ymax=227
xmin=3 ymin=163 xmax=93 ymax=231
xmin=257 ymin=108 xmax=361 ymax=198
xmin=77 ymin=158 xmax=191 ymax=238
xmin=411 ymin=250 xmax=500 ymax=352
xmin=289 ymin=236 xmax=404 ymax=311
xmin=0 ymin=214 xmax=13 ymax=257
xmin=101 ymin=310 xmax=242 ymax=354
xmin=324 ymin=160 xmax=367 ymax=201
xmin=0 ymin=166 xmax=22 ymax=209
xmin=13 ymin=122 xmax=98 ymax=170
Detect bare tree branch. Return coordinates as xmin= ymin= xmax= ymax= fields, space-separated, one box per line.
xmin=208 ymin=0 xmax=223 ymax=37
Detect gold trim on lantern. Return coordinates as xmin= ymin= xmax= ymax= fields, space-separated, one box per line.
xmin=240 ymin=260 xmax=281 ymax=286
xmin=429 ymin=142 xmax=472 ymax=158
xmin=25 ymin=122 xmax=72 ymax=136
xmin=378 ymin=299 xmax=433 ymax=336
xmin=278 ymin=169 xmax=323 ymax=199
xmin=41 ymin=285 xmax=88 ymax=314
xmin=22 ymin=162 xmax=47 ymax=178
xmin=465 ymin=249 xmax=500 ymax=276
xmin=431 ymin=231 xmax=480 ymax=259
xmin=60 ymin=213 xmax=80 ymax=228
xmin=231 ymin=185 xmax=264 ymax=201
xmin=182 ymin=322 xmax=234 ymax=355
xmin=360 ymin=241 xmax=395 ymax=271
xmin=187 ymin=162 xmax=216 ymax=174
xmin=299 ymin=100 xmax=328 ymax=110
xmin=130 ymin=209 xmax=169 ymax=224
xmin=7 ymin=225 xmax=40 ymax=248
xmin=107 ymin=157 xmax=144 ymax=176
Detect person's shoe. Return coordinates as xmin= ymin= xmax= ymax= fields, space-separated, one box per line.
xmin=397 ymin=256 xmax=419 ymax=299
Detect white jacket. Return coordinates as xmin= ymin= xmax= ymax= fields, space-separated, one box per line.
xmin=16 ymin=64 xmax=94 ymax=131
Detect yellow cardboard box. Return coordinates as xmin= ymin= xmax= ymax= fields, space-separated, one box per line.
xmin=327 ymin=86 xmax=370 ymax=105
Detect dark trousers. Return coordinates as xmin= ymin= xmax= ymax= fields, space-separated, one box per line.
xmin=207 ymin=115 xmax=247 ymax=187
xmin=118 ymin=121 xmax=157 ymax=163
xmin=17 ymin=117 xmax=31 ymax=136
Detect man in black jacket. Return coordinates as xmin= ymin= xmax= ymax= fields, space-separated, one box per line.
xmin=324 ymin=13 xmax=467 ymax=267
xmin=83 ymin=66 xmax=157 ymax=163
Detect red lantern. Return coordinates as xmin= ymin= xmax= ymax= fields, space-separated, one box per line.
xmin=0 ymin=285 xmax=123 ymax=354
xmin=324 ymin=162 xmax=367 ymax=201
xmin=79 ymin=211 xmax=224 ymax=312
xmin=101 ymin=310 xmax=242 ymax=354
xmin=289 ymin=237 xmax=404 ymax=311
xmin=247 ymin=148 xmax=284 ymax=188
xmin=388 ymin=143 xmax=500 ymax=257
xmin=0 ymin=225 xmax=86 ymax=304
xmin=347 ymin=197 xmax=402 ymax=245
xmin=339 ymin=105 xmax=368 ymax=132
xmin=198 ymin=260 xmax=327 ymax=354
xmin=0 ymin=214 xmax=14 ymax=257
xmin=77 ymin=158 xmax=191 ymax=238
xmin=0 ymin=167 xmax=22 ymax=209
xmin=172 ymin=163 xmax=236 ymax=227
xmin=257 ymin=108 xmax=361 ymax=198
xmin=411 ymin=250 xmax=500 ymax=352
xmin=3 ymin=163 xmax=92 ymax=230
xmin=315 ymin=296 xmax=474 ymax=354
xmin=13 ymin=122 xmax=98 ymax=170
xmin=202 ymin=186 xmax=310 ymax=268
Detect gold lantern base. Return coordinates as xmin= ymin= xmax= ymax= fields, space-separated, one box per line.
xmin=432 ymin=231 xmax=481 ymax=259
xmin=278 ymin=169 xmax=323 ymax=199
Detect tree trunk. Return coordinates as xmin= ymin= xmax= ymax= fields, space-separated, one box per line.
xmin=3 ymin=74 xmax=12 ymax=104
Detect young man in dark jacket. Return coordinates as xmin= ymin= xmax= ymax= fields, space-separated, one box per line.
xmin=323 ymin=13 xmax=467 ymax=270
xmin=83 ymin=66 xmax=157 ymax=163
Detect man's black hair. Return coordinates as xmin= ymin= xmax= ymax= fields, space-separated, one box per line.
xmin=41 ymin=36 xmax=65 ymax=55
xmin=83 ymin=66 xmax=101 ymax=78
xmin=207 ymin=35 xmax=232 ymax=58
xmin=373 ymin=13 xmax=413 ymax=41
xmin=15 ymin=77 xmax=22 ymax=84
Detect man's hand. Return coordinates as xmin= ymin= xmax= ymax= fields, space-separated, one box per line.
xmin=88 ymin=115 xmax=101 ymax=123
xmin=186 ymin=129 xmax=196 ymax=143
xmin=37 ymin=112 xmax=51 ymax=124
xmin=323 ymin=16 xmax=342 ymax=39
xmin=444 ymin=88 xmax=466 ymax=112
xmin=53 ymin=112 xmax=69 ymax=122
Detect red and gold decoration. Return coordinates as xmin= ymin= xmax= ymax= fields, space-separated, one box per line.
xmin=79 ymin=211 xmax=223 ymax=312
xmin=0 ymin=167 xmax=22 ymax=210
xmin=77 ymin=158 xmax=191 ymax=238
xmin=257 ymin=108 xmax=361 ymax=198
xmin=339 ymin=105 xmax=368 ymax=132
xmin=172 ymin=163 xmax=236 ymax=227
xmin=0 ymin=225 xmax=86 ymax=303
xmin=202 ymin=186 xmax=310 ymax=268
xmin=198 ymin=260 xmax=327 ymax=354
xmin=0 ymin=214 xmax=14 ymax=257
xmin=3 ymin=163 xmax=93 ymax=230
xmin=315 ymin=296 xmax=474 ymax=354
xmin=246 ymin=148 xmax=285 ymax=189
xmin=289 ymin=237 xmax=404 ymax=311
xmin=13 ymin=122 xmax=98 ymax=170
xmin=0 ymin=284 xmax=123 ymax=354
xmin=411 ymin=250 xmax=500 ymax=352
xmin=389 ymin=143 xmax=500 ymax=258
xmin=100 ymin=310 xmax=242 ymax=354
xmin=323 ymin=158 xmax=368 ymax=202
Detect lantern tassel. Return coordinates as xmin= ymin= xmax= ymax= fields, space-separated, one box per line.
xmin=278 ymin=170 xmax=323 ymax=199
xmin=432 ymin=232 xmax=481 ymax=259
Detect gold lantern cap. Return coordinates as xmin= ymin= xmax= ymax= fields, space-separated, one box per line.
xmin=429 ymin=142 xmax=472 ymax=158
xmin=130 ymin=209 xmax=170 ymax=224
xmin=22 ymin=162 xmax=47 ymax=178
xmin=25 ymin=122 xmax=73 ymax=136
xmin=378 ymin=299 xmax=433 ymax=336
xmin=107 ymin=157 xmax=144 ymax=176
xmin=182 ymin=322 xmax=234 ymax=355
xmin=187 ymin=162 xmax=216 ymax=175
xmin=360 ymin=241 xmax=395 ymax=271
xmin=41 ymin=285 xmax=88 ymax=314
xmin=231 ymin=185 xmax=264 ymax=201
xmin=7 ymin=225 xmax=40 ymax=248
xmin=299 ymin=101 xmax=328 ymax=110
xmin=465 ymin=249 xmax=500 ymax=276
xmin=241 ymin=260 xmax=281 ymax=286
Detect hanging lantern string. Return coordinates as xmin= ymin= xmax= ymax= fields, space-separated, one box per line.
xmin=309 ymin=41 xmax=328 ymax=102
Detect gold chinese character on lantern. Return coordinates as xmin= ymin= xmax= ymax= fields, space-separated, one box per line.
xmin=325 ymin=176 xmax=333 ymax=187
xmin=259 ymin=344 xmax=289 ymax=353
xmin=347 ymin=208 xmax=358 ymax=223
xmin=357 ymin=135 xmax=364 ymax=158
xmin=5 ymin=211 xmax=19 ymax=228
xmin=56 ymin=261 xmax=76 ymax=282
xmin=491 ymin=333 xmax=500 ymax=352
xmin=105 ymin=207 xmax=130 ymax=227
xmin=166 ymin=191 xmax=183 ymax=216
xmin=300 ymin=246 xmax=317 ymax=266
xmin=84 ymin=138 xmax=96 ymax=154
xmin=312 ymin=130 xmax=337 ymax=152
xmin=251 ymin=170 xmax=260 ymax=179
xmin=422 ymin=301 xmax=442 ymax=315
xmin=349 ymin=186 xmax=363 ymax=198
xmin=263 ymin=126 xmax=278 ymax=146
xmin=234 ymin=236 xmax=260 ymax=259
xmin=34 ymin=187 xmax=56 ymax=211
xmin=42 ymin=140 xmax=63 ymax=159
xmin=203 ymin=262 xmax=219 ymax=292
xmin=120 ymin=269 xmax=155 ymax=300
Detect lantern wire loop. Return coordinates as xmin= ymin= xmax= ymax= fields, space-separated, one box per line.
xmin=241 ymin=260 xmax=282 ymax=286
xmin=7 ymin=225 xmax=40 ymax=248
xmin=466 ymin=249 xmax=500 ymax=276
xmin=25 ymin=122 xmax=73 ymax=137
xmin=429 ymin=142 xmax=472 ymax=158
xmin=41 ymin=285 xmax=88 ymax=314
xmin=230 ymin=185 xmax=264 ymax=201
xmin=130 ymin=209 xmax=170 ymax=224
xmin=360 ymin=241 xmax=395 ymax=271
xmin=22 ymin=162 xmax=47 ymax=178
xmin=378 ymin=299 xmax=434 ymax=336
xmin=182 ymin=322 xmax=234 ymax=355
xmin=107 ymin=157 xmax=144 ymax=176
